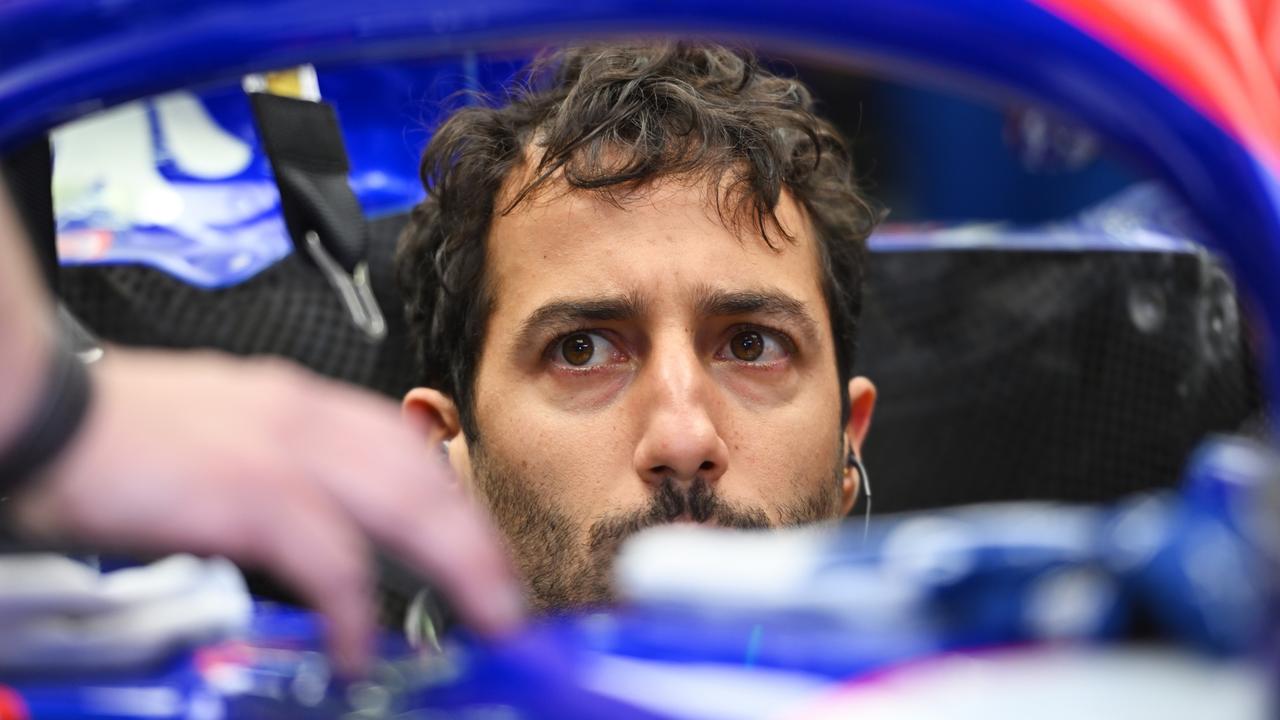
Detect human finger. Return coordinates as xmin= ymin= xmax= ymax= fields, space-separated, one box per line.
xmin=243 ymin=479 xmax=377 ymax=676
xmin=295 ymin=384 xmax=524 ymax=634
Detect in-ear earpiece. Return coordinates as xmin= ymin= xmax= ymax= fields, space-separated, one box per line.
xmin=848 ymin=451 xmax=872 ymax=541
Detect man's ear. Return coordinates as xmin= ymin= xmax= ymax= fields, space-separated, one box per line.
xmin=402 ymin=387 xmax=462 ymax=446
xmin=839 ymin=376 xmax=877 ymax=515
xmin=845 ymin=376 xmax=876 ymax=454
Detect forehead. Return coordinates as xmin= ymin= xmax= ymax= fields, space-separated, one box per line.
xmin=484 ymin=176 xmax=829 ymax=318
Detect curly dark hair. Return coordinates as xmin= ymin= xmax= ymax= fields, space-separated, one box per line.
xmin=397 ymin=42 xmax=879 ymax=438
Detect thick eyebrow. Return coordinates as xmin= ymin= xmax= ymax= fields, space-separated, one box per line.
xmin=694 ymin=286 xmax=821 ymax=342
xmin=515 ymin=292 xmax=649 ymax=348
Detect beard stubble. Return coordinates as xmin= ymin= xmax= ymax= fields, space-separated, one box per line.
xmin=470 ymin=438 xmax=845 ymax=612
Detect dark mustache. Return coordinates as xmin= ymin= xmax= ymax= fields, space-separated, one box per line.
xmin=588 ymin=477 xmax=770 ymax=558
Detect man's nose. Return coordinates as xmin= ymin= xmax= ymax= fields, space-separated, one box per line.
xmin=632 ymin=347 xmax=730 ymax=488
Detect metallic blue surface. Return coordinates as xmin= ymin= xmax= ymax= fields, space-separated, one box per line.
xmin=2 ymin=0 xmax=1278 ymax=412
xmin=1116 ymin=438 xmax=1277 ymax=656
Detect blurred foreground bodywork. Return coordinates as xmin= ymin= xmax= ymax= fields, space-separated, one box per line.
xmin=2 ymin=439 xmax=1274 ymax=718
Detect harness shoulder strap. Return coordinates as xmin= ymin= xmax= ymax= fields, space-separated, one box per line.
xmin=249 ymin=87 xmax=386 ymax=340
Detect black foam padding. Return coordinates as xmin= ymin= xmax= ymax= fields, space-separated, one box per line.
xmin=58 ymin=212 xmax=416 ymax=400
xmin=857 ymin=249 xmax=1261 ymax=513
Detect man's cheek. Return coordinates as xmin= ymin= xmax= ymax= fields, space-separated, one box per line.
xmin=522 ymin=430 xmax=617 ymax=503
xmin=734 ymin=424 xmax=836 ymax=497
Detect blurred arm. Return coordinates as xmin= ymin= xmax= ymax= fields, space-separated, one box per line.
xmin=0 ymin=181 xmax=521 ymax=675
xmin=0 ymin=184 xmax=56 ymax=456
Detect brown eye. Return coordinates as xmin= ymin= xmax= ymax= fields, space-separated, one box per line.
xmin=730 ymin=330 xmax=764 ymax=361
xmin=561 ymin=333 xmax=595 ymax=366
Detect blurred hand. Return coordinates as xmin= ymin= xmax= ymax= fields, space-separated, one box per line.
xmin=7 ymin=348 xmax=522 ymax=674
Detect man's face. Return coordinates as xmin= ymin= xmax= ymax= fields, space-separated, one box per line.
xmin=406 ymin=176 xmax=874 ymax=611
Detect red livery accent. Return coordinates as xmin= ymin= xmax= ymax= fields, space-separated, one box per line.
xmin=1035 ymin=0 xmax=1280 ymax=170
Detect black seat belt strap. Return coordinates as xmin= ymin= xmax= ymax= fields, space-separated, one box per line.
xmin=248 ymin=86 xmax=386 ymax=340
